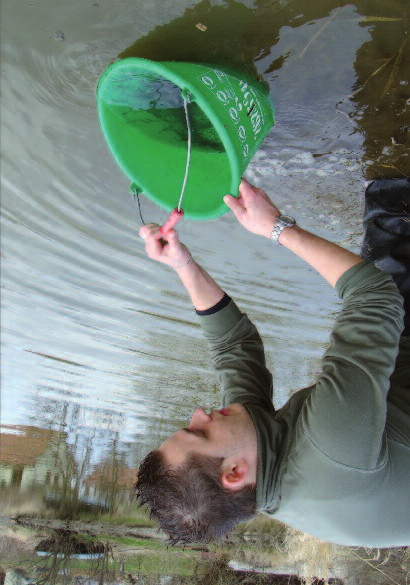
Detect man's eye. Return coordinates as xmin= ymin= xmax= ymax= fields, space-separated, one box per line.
xmin=193 ymin=429 xmax=207 ymax=439
xmin=182 ymin=428 xmax=206 ymax=438
xmin=192 ymin=429 xmax=206 ymax=438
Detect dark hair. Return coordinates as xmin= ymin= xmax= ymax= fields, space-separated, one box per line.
xmin=135 ymin=449 xmax=256 ymax=545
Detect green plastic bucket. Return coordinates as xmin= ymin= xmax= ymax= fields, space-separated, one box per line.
xmin=96 ymin=58 xmax=275 ymax=220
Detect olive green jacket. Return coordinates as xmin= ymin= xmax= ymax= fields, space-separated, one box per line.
xmin=198 ymin=262 xmax=410 ymax=547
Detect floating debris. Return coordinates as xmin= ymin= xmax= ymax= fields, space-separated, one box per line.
xmin=52 ymin=30 xmax=65 ymax=41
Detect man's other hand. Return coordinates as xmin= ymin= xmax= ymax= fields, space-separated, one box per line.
xmin=224 ymin=178 xmax=280 ymax=238
xmin=139 ymin=224 xmax=191 ymax=269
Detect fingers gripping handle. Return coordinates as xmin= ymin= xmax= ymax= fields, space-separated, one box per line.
xmin=160 ymin=208 xmax=184 ymax=237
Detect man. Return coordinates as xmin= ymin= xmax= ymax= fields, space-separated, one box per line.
xmin=136 ymin=178 xmax=410 ymax=547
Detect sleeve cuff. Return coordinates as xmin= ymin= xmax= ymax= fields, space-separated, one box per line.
xmin=195 ymin=293 xmax=232 ymax=316
xmin=197 ymin=296 xmax=244 ymax=338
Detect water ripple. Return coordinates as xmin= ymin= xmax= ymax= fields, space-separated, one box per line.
xmin=27 ymin=43 xmax=116 ymax=110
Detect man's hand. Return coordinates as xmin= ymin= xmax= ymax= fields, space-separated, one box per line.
xmin=140 ymin=224 xmax=225 ymax=310
xmin=139 ymin=224 xmax=191 ymax=269
xmin=224 ymin=177 xmax=363 ymax=288
xmin=224 ymin=178 xmax=280 ymax=238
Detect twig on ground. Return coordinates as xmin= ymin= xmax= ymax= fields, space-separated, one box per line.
xmin=299 ymin=6 xmax=349 ymax=58
xmin=349 ymin=54 xmax=396 ymax=97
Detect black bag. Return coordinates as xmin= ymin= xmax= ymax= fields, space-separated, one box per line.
xmin=361 ymin=178 xmax=410 ymax=336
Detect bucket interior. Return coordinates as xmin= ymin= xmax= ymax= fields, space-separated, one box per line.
xmin=98 ymin=65 xmax=233 ymax=219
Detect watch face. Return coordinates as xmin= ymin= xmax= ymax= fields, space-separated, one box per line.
xmin=279 ymin=215 xmax=296 ymax=226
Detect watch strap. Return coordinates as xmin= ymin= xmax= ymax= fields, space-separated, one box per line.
xmin=270 ymin=215 xmax=296 ymax=245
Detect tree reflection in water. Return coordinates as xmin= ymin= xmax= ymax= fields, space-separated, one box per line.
xmin=120 ymin=0 xmax=409 ymax=180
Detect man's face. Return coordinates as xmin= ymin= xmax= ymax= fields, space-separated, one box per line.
xmin=159 ymin=403 xmax=255 ymax=471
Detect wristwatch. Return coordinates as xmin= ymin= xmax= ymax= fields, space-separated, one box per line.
xmin=270 ymin=215 xmax=297 ymax=244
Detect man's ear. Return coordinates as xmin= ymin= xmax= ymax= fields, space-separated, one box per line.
xmin=221 ymin=459 xmax=249 ymax=490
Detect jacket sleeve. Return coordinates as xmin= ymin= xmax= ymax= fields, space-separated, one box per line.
xmin=198 ymin=298 xmax=274 ymax=413
xmin=301 ymin=262 xmax=404 ymax=469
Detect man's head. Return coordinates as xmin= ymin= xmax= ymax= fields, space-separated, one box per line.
xmin=135 ymin=403 xmax=258 ymax=544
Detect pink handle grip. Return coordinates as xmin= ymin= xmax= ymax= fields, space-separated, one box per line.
xmin=160 ymin=208 xmax=184 ymax=237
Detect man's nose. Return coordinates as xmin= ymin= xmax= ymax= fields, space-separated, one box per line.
xmin=189 ymin=407 xmax=212 ymax=428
